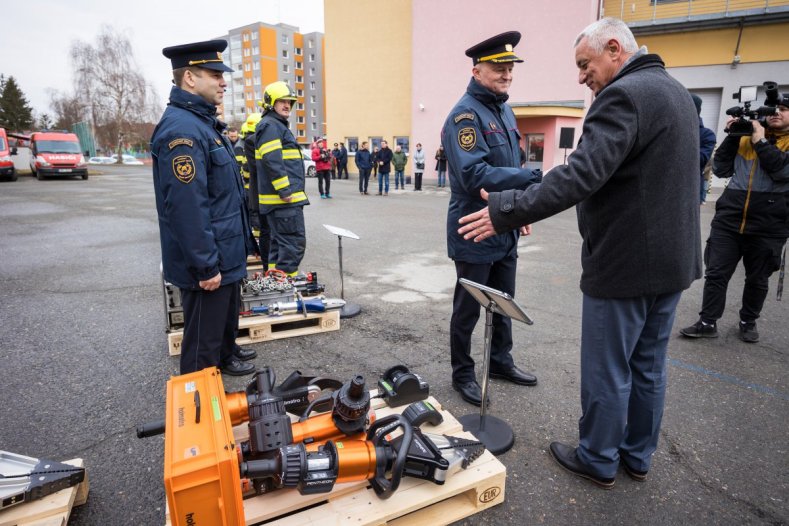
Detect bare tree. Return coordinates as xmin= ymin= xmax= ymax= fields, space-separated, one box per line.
xmin=49 ymin=90 xmax=86 ymax=130
xmin=70 ymin=26 xmax=160 ymax=162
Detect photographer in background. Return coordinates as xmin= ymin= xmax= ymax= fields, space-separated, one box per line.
xmin=680 ymin=92 xmax=789 ymax=343
xmin=312 ymin=138 xmax=333 ymax=199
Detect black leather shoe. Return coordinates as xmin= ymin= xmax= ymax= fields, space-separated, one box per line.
xmin=489 ymin=366 xmax=537 ymax=386
xmin=233 ymin=345 xmax=257 ymax=361
xmin=680 ymin=319 xmax=718 ymax=338
xmin=549 ymin=442 xmax=615 ymax=489
xmin=220 ymin=358 xmax=255 ymax=376
xmin=621 ymin=459 xmax=648 ymax=482
xmin=738 ymin=321 xmax=759 ymax=343
xmin=452 ymin=381 xmax=489 ymax=407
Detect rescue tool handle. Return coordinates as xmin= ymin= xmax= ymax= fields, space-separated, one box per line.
xmin=367 ymin=414 xmax=413 ymax=499
xmin=136 ymin=419 xmax=165 ymax=438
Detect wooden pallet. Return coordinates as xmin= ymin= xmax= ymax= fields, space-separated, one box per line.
xmin=167 ymin=309 xmax=340 ymax=356
xmin=0 ymin=459 xmax=89 ymax=526
xmin=166 ymin=396 xmax=506 ymax=526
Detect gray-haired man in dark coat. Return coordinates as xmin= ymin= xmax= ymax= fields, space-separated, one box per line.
xmin=458 ymin=18 xmax=702 ymax=488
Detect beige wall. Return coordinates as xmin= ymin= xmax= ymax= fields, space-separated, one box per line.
xmin=324 ymin=0 xmax=412 ymax=155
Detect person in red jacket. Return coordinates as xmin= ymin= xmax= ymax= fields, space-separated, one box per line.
xmin=311 ymin=138 xmax=333 ymax=199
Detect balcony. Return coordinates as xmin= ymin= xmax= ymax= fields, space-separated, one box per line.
xmin=605 ymin=0 xmax=789 ymax=33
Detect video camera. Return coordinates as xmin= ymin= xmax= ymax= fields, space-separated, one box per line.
xmin=725 ymin=81 xmax=781 ymax=137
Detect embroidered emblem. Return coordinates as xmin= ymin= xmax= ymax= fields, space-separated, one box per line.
xmin=172 ymin=155 xmax=196 ymax=183
xmin=217 ymin=52 xmax=222 ymax=59
xmin=214 ymin=138 xmax=222 ymax=145
xmin=505 ymin=44 xmax=513 ymax=52
xmin=454 ymin=112 xmax=475 ymax=124
xmin=458 ymin=127 xmax=477 ymax=152
xmin=168 ymin=138 xmax=193 ymax=150
xmin=489 ymin=122 xmax=497 ymax=131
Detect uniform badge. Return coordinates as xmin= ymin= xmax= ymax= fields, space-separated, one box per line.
xmin=172 ymin=155 xmax=196 ymax=183
xmin=458 ymin=127 xmax=477 ymax=151
xmin=214 ymin=138 xmax=222 ymax=145
xmin=489 ymin=122 xmax=497 ymax=131
xmin=168 ymin=138 xmax=193 ymax=150
xmin=454 ymin=112 xmax=475 ymax=124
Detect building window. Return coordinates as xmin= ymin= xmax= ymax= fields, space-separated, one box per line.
xmin=253 ymin=62 xmax=259 ymax=71
xmin=251 ymin=32 xmax=258 ymax=40
xmin=242 ymin=33 xmax=249 ymax=42
xmin=311 ymin=122 xmax=317 ymax=131
xmin=297 ymin=116 xmax=304 ymax=124
xmin=525 ymin=134 xmax=544 ymax=163
xmin=297 ymin=89 xmax=304 ymax=96
xmin=347 ymin=137 xmax=358 ymax=153
xmin=282 ymin=49 xmax=289 ymax=58
xmin=253 ymin=77 xmax=260 ymax=85
xmin=296 ymin=75 xmax=303 ymax=83
xmin=370 ymin=137 xmax=383 ymax=151
xmin=311 ymin=108 xmax=316 ymax=117
xmin=295 ymin=47 xmax=302 ymax=55
xmin=283 ymin=64 xmax=290 ymax=73
xmin=310 ymin=81 xmax=316 ymax=90
xmin=253 ymin=46 xmax=259 ymax=55
xmin=296 ymin=61 xmax=302 ymax=69
xmin=245 ymin=78 xmax=252 ymax=86
xmin=310 ymin=95 xmax=316 ymax=103
xmin=231 ymin=37 xmax=241 ymax=49
xmin=298 ymin=129 xmax=305 ymax=137
xmin=282 ymin=34 xmax=289 ymax=44
xmin=244 ymin=63 xmax=251 ymax=72
xmin=308 ymin=40 xmax=314 ymax=48
xmin=310 ymin=67 xmax=315 ymax=77
xmin=394 ymin=136 xmax=410 ymax=154
xmin=298 ymin=102 xmax=304 ymax=110
xmin=243 ymin=48 xmax=250 ymax=57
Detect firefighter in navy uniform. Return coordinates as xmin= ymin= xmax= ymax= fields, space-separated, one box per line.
xmin=255 ymin=81 xmax=310 ymax=276
xmin=151 ymin=39 xmax=256 ymax=376
xmin=442 ymin=31 xmax=542 ymax=406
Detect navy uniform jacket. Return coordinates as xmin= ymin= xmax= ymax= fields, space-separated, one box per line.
xmin=254 ymin=111 xmax=310 ymax=215
xmin=443 ymin=78 xmax=541 ymax=264
xmin=151 ymin=86 xmax=255 ymax=290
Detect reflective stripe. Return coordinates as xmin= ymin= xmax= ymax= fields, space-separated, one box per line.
xmin=282 ymin=148 xmax=301 ymax=160
xmin=257 ymin=139 xmax=283 ymax=158
xmin=244 ymin=183 xmax=249 ymax=190
xmin=258 ymin=191 xmax=308 ymax=205
xmin=272 ymin=176 xmax=290 ymax=190
xmin=268 ymin=263 xmax=277 ymax=270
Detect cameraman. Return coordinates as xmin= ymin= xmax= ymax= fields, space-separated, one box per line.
xmin=680 ymin=94 xmax=789 ymax=343
xmin=312 ymin=138 xmax=333 ymax=199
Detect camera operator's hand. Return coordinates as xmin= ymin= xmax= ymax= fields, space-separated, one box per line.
xmin=724 ymin=116 xmax=737 ymax=132
xmin=750 ymin=120 xmax=766 ymax=144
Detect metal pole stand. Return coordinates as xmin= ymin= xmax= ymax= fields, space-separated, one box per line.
xmin=323 ymin=224 xmax=361 ymax=318
xmin=456 ymin=278 xmax=534 ymax=456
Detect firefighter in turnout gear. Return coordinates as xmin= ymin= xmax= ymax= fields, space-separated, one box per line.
xmin=242 ymin=112 xmax=270 ymax=266
xmin=255 ymin=81 xmax=310 ymax=275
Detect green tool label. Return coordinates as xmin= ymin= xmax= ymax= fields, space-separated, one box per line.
xmin=211 ymin=396 xmax=222 ymax=421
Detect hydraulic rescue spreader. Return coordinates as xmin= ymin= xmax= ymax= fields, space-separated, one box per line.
xmin=141 ymin=366 xmax=484 ymax=526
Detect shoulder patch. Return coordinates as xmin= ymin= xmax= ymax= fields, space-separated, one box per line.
xmin=454 ymin=112 xmax=475 ymax=124
xmin=458 ymin=127 xmax=477 ymax=152
xmin=168 ymin=138 xmax=193 ymax=149
xmin=214 ymin=137 xmax=223 ymax=145
xmin=172 ymin=155 xmax=196 ymax=183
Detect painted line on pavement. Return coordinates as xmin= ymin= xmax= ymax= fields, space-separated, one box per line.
xmin=668 ymin=358 xmax=789 ymax=401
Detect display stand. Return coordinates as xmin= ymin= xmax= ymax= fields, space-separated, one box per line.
xmin=457 ymin=278 xmax=533 ymax=455
xmin=323 ymin=224 xmax=361 ymax=318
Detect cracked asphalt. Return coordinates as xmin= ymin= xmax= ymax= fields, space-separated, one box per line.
xmin=0 ymin=165 xmax=786 ymax=525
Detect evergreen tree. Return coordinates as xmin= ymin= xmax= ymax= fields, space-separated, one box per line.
xmin=0 ymin=76 xmax=35 ymax=131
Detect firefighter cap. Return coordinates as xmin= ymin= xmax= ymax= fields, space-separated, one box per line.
xmin=162 ymin=39 xmax=233 ymax=72
xmin=466 ymin=31 xmax=524 ymax=65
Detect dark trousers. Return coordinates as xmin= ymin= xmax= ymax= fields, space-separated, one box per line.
xmin=180 ymin=282 xmax=240 ymax=374
xmin=414 ymin=172 xmax=423 ymax=190
xmin=450 ymin=257 xmax=517 ymax=384
xmin=700 ymin=227 xmax=786 ymax=324
xmin=576 ymin=291 xmax=682 ymax=478
xmin=317 ymin=170 xmax=331 ymax=196
xmin=268 ymin=206 xmax=306 ymax=274
xmin=338 ymin=162 xmax=348 ymax=179
xmin=358 ymin=168 xmax=371 ymax=193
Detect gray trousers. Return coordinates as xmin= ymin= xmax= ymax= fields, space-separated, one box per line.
xmin=576 ymin=291 xmax=682 ymax=478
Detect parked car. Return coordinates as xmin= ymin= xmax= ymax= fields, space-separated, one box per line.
xmin=303 ymin=152 xmax=316 ymax=177
xmin=111 ymin=154 xmax=144 ymax=165
xmin=0 ymin=127 xmax=17 ymax=181
xmin=88 ymin=156 xmax=115 ymax=165
xmin=29 ymin=131 xmax=88 ymax=180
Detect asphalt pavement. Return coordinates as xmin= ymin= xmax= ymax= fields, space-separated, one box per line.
xmin=0 ymin=166 xmax=786 ymax=525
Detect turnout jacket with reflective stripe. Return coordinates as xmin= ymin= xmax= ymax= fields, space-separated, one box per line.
xmin=254 ymin=110 xmax=310 ymax=214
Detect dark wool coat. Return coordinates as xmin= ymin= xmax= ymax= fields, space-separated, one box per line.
xmin=488 ymin=54 xmax=702 ymax=298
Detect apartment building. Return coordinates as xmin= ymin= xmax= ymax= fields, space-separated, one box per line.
xmin=217 ymin=22 xmax=325 ymax=146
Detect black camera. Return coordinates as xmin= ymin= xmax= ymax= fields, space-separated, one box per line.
xmin=319 ymin=148 xmax=330 ymax=162
xmin=725 ymin=81 xmax=780 ymax=137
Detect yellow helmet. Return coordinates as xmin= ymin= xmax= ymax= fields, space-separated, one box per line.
xmin=262 ymin=81 xmax=297 ymax=110
xmin=241 ymin=112 xmax=262 ymax=136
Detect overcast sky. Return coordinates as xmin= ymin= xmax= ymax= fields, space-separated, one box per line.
xmin=1 ymin=0 xmax=324 ymax=118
